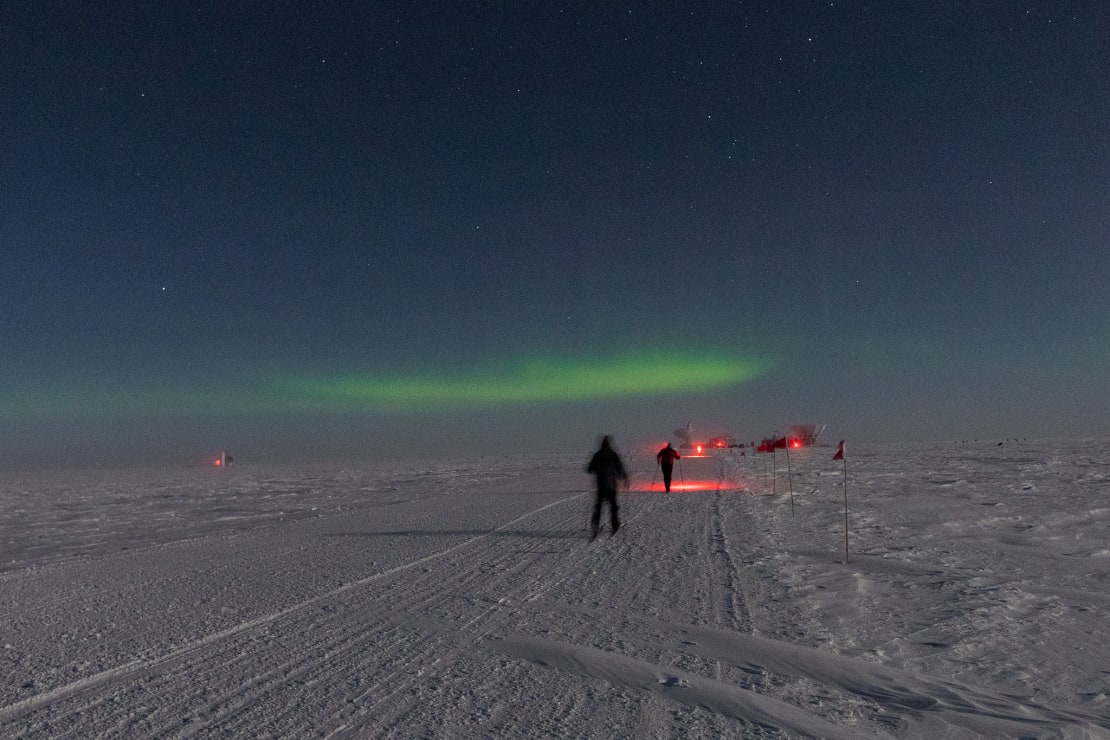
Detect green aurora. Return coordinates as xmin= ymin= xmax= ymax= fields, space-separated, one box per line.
xmin=285 ymin=352 xmax=773 ymax=413
xmin=3 ymin=352 xmax=773 ymax=417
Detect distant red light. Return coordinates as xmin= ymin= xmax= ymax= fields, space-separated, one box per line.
xmin=696 ymin=445 xmax=703 ymax=454
xmin=214 ymin=458 xmax=222 ymax=467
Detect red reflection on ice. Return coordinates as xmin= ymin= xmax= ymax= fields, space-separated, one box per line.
xmin=631 ymin=479 xmax=729 ymax=493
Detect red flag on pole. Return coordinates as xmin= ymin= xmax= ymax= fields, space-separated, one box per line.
xmin=773 ymin=436 xmax=788 ymax=450
xmin=836 ymin=439 xmax=849 ymax=562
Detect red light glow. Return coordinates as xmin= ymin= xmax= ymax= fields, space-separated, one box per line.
xmin=214 ymin=458 xmax=222 ymax=467
xmin=631 ymin=479 xmax=733 ymax=493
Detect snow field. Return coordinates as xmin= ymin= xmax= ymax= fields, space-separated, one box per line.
xmin=0 ymin=442 xmax=1108 ymax=737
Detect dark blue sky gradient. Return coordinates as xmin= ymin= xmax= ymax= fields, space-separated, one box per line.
xmin=3 ymin=2 xmax=1108 ymax=467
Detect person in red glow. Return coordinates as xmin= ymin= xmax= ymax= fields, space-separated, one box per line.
xmin=586 ymin=435 xmax=628 ymax=539
xmin=656 ymin=442 xmax=681 ymax=492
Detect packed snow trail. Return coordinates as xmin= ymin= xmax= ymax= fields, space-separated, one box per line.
xmin=1 ymin=449 xmax=1107 ymax=737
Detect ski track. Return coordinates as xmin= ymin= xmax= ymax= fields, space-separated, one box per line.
xmin=1 ymin=453 xmax=1108 ymax=737
xmin=2 ymin=488 xmax=589 ymax=736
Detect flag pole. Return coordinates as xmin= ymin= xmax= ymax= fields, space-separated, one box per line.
xmin=833 ymin=440 xmax=848 ymax=563
xmin=772 ymin=450 xmax=777 ymax=495
xmin=786 ymin=445 xmax=795 ymax=517
xmin=842 ymin=454 xmax=849 ymax=563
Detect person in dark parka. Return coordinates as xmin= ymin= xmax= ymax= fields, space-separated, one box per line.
xmin=655 ymin=442 xmax=681 ymax=492
xmin=586 ymin=435 xmax=628 ymax=539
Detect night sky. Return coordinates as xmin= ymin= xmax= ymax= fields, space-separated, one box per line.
xmin=3 ymin=2 xmax=1108 ymax=468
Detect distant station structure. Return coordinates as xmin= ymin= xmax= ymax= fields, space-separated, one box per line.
xmin=214 ymin=451 xmax=234 ymax=468
xmin=672 ymin=423 xmax=742 ymax=456
xmin=674 ymin=422 xmax=826 ymax=455
xmin=788 ymin=424 xmax=826 ymax=447
xmin=758 ymin=424 xmax=827 ymax=452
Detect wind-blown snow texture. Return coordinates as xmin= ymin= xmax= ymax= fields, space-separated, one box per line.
xmin=1 ymin=441 xmax=1107 ymax=738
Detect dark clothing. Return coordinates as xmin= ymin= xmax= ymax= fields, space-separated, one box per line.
xmin=656 ymin=444 xmax=681 ymax=492
xmin=588 ymin=442 xmax=628 ymax=493
xmin=656 ymin=445 xmax=681 ymax=467
xmin=587 ymin=437 xmax=628 ymax=537
xmin=591 ymin=489 xmax=619 ymax=536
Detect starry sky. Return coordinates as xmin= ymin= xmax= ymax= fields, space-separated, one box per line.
xmin=3 ymin=2 xmax=1108 ymax=468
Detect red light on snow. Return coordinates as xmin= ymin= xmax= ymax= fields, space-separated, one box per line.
xmin=632 ymin=479 xmax=733 ymax=493
xmin=670 ymin=480 xmax=714 ymax=492
xmin=696 ymin=445 xmax=703 ymax=454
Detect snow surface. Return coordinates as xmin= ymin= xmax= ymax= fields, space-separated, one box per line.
xmin=1 ymin=440 xmax=1108 ymax=738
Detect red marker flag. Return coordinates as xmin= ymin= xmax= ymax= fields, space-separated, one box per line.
xmin=832 ymin=440 xmax=845 ymax=460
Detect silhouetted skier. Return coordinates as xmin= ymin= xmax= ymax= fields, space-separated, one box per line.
xmin=656 ymin=442 xmax=681 ymax=492
xmin=587 ymin=435 xmax=628 ymax=539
